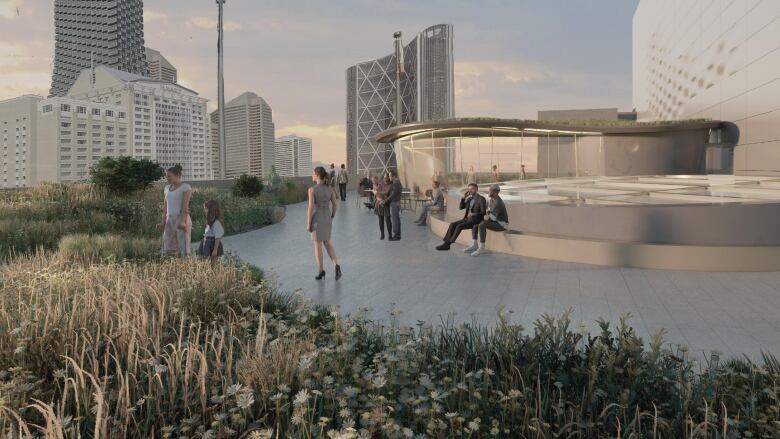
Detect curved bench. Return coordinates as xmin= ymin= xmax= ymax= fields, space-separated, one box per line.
xmin=428 ymin=214 xmax=780 ymax=271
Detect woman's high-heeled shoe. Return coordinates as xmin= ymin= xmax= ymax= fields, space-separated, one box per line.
xmin=335 ymin=265 xmax=342 ymax=280
xmin=315 ymin=270 xmax=326 ymax=280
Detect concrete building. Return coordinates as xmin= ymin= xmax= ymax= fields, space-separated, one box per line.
xmin=346 ymin=24 xmax=454 ymax=176
xmin=0 ymin=96 xmax=40 ymax=188
xmin=50 ymin=0 xmax=147 ymax=97
xmin=633 ymin=0 xmax=780 ymax=176
xmin=68 ymin=65 xmax=212 ymax=181
xmin=274 ymin=135 xmax=312 ymax=178
xmin=145 ymin=47 xmax=177 ymax=84
xmin=210 ymin=92 xmax=275 ymax=179
xmin=0 ymin=95 xmax=129 ymax=187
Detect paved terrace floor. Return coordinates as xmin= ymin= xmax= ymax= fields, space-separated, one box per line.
xmin=224 ymin=193 xmax=780 ymax=362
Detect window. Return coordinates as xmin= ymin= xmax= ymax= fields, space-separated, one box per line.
xmin=76 ymin=106 xmax=86 ymax=114
xmin=105 ymin=110 xmax=114 ymax=117
xmin=92 ymin=125 xmax=100 ymax=130
xmin=61 ymin=122 xmax=71 ymax=128
xmin=61 ymin=104 xmax=71 ymax=112
xmin=92 ymin=108 xmax=101 ymax=116
xmin=118 ymin=112 xmax=126 ymax=119
xmin=42 ymin=104 xmax=53 ymax=113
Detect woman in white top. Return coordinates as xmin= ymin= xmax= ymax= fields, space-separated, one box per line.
xmin=200 ymin=199 xmax=225 ymax=262
xmin=156 ymin=164 xmax=192 ymax=256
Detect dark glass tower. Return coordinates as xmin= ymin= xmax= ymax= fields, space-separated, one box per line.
xmin=50 ymin=0 xmax=148 ymax=97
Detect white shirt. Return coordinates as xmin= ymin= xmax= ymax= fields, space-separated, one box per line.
xmin=164 ymin=183 xmax=191 ymax=216
xmin=204 ymin=219 xmax=225 ymax=239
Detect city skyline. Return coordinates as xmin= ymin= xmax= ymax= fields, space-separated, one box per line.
xmin=0 ymin=0 xmax=638 ymax=166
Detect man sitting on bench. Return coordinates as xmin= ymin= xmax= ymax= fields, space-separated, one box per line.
xmin=466 ymin=184 xmax=508 ymax=257
xmin=436 ymin=183 xmax=486 ymax=251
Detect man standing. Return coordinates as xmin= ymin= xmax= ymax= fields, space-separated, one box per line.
xmin=466 ymin=184 xmax=509 ymax=257
xmin=387 ymin=169 xmax=403 ymax=241
xmin=436 ymin=183 xmax=486 ymax=251
xmin=337 ymin=164 xmax=349 ymax=201
xmin=415 ymin=180 xmax=444 ymax=226
xmin=520 ymin=164 xmax=527 ymax=180
xmin=329 ymin=164 xmax=337 ymax=187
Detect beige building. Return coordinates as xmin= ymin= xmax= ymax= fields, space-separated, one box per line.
xmin=211 ymin=92 xmax=275 ymax=178
xmin=0 ymin=96 xmax=40 ymax=188
xmin=275 ymin=135 xmax=312 ymax=177
xmin=69 ymin=65 xmax=212 ymax=180
xmin=0 ymin=95 xmax=129 ymax=187
xmin=145 ymin=47 xmax=177 ymax=84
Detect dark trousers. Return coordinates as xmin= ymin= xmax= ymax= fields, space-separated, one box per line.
xmin=473 ymin=219 xmax=506 ymax=243
xmin=443 ymin=216 xmax=483 ymax=244
xmin=390 ymin=201 xmax=401 ymax=238
xmin=378 ymin=214 xmax=391 ymax=238
xmin=339 ymin=183 xmax=347 ymax=201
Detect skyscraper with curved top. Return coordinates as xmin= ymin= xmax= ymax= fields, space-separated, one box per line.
xmin=50 ymin=0 xmax=148 ymax=97
xmin=346 ymin=24 xmax=454 ymax=176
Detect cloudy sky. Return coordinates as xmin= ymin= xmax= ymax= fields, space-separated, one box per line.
xmin=0 ymin=0 xmax=638 ymax=165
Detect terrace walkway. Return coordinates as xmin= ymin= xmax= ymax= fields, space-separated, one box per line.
xmin=224 ymin=194 xmax=780 ymax=362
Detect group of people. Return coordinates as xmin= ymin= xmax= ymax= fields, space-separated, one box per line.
xmin=328 ymin=163 xmax=349 ymax=202
xmin=435 ymin=183 xmax=508 ymax=257
xmin=157 ymin=164 xmax=225 ymax=262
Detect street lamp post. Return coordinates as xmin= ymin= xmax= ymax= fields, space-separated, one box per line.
xmin=216 ymin=0 xmax=227 ymax=179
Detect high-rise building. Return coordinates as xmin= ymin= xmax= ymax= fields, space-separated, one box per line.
xmin=210 ymin=92 xmax=275 ymax=179
xmin=0 ymin=94 xmax=130 ymax=187
xmin=68 ymin=65 xmax=212 ymax=181
xmin=346 ymin=24 xmax=454 ymax=176
xmin=275 ymin=135 xmax=312 ymax=177
xmin=50 ymin=0 xmax=147 ymax=97
xmin=145 ymin=47 xmax=177 ymax=84
xmin=633 ymin=1 xmax=780 ymax=176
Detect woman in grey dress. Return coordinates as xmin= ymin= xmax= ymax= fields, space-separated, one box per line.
xmin=307 ymin=166 xmax=342 ymax=280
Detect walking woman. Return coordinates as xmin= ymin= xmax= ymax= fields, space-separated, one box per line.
xmin=307 ymin=166 xmax=342 ymax=280
xmin=156 ymin=164 xmax=192 ymax=256
xmin=374 ymin=172 xmax=392 ymax=240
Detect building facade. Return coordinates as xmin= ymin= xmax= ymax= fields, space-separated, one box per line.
xmin=346 ymin=24 xmax=454 ymax=176
xmin=633 ymin=0 xmax=780 ymax=176
xmin=0 ymin=96 xmax=40 ymax=188
xmin=210 ymin=92 xmax=275 ymax=179
xmin=68 ymin=66 xmax=212 ymax=181
xmin=0 ymin=95 xmax=130 ymax=187
xmin=50 ymin=0 xmax=147 ymax=97
xmin=145 ymin=47 xmax=177 ymax=84
xmin=275 ymin=135 xmax=312 ymax=177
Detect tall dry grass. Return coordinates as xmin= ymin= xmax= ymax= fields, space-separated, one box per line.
xmin=1 ymin=254 xmax=779 ymax=438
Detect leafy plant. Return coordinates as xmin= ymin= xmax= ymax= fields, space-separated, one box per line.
xmin=232 ymin=174 xmax=265 ymax=197
xmin=89 ymin=156 xmax=164 ymax=194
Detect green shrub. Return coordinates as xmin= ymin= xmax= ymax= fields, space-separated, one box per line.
xmin=232 ymin=174 xmax=264 ymax=197
xmin=90 ymin=156 xmax=164 ymax=194
xmin=58 ymin=233 xmax=160 ymax=262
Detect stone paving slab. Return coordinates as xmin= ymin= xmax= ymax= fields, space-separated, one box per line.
xmin=224 ymin=194 xmax=780 ymax=363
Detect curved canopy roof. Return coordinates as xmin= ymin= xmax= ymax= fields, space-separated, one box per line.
xmin=375 ymin=117 xmax=722 ymax=143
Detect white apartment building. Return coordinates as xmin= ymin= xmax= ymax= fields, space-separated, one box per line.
xmin=0 ymin=96 xmax=39 ymax=188
xmin=275 ymin=134 xmax=313 ymax=177
xmin=68 ymin=65 xmax=211 ymax=180
xmin=210 ymin=92 xmax=274 ymax=179
xmin=37 ymin=97 xmax=130 ymax=183
xmin=0 ymin=95 xmax=129 ymax=187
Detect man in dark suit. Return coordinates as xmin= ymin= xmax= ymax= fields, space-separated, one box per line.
xmin=467 ymin=184 xmax=509 ymax=256
xmin=436 ymin=183 xmax=486 ymax=251
xmin=387 ymin=169 xmax=403 ymax=241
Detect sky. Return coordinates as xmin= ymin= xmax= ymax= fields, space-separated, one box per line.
xmin=0 ymin=0 xmax=639 ymax=166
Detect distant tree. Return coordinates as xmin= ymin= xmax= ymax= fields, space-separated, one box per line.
xmin=90 ymin=156 xmax=164 ymax=194
xmin=266 ymin=166 xmax=282 ymax=188
xmin=232 ymin=174 xmax=264 ymax=197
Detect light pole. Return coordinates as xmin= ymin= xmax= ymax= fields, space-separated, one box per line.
xmin=216 ymin=0 xmax=227 ymax=179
